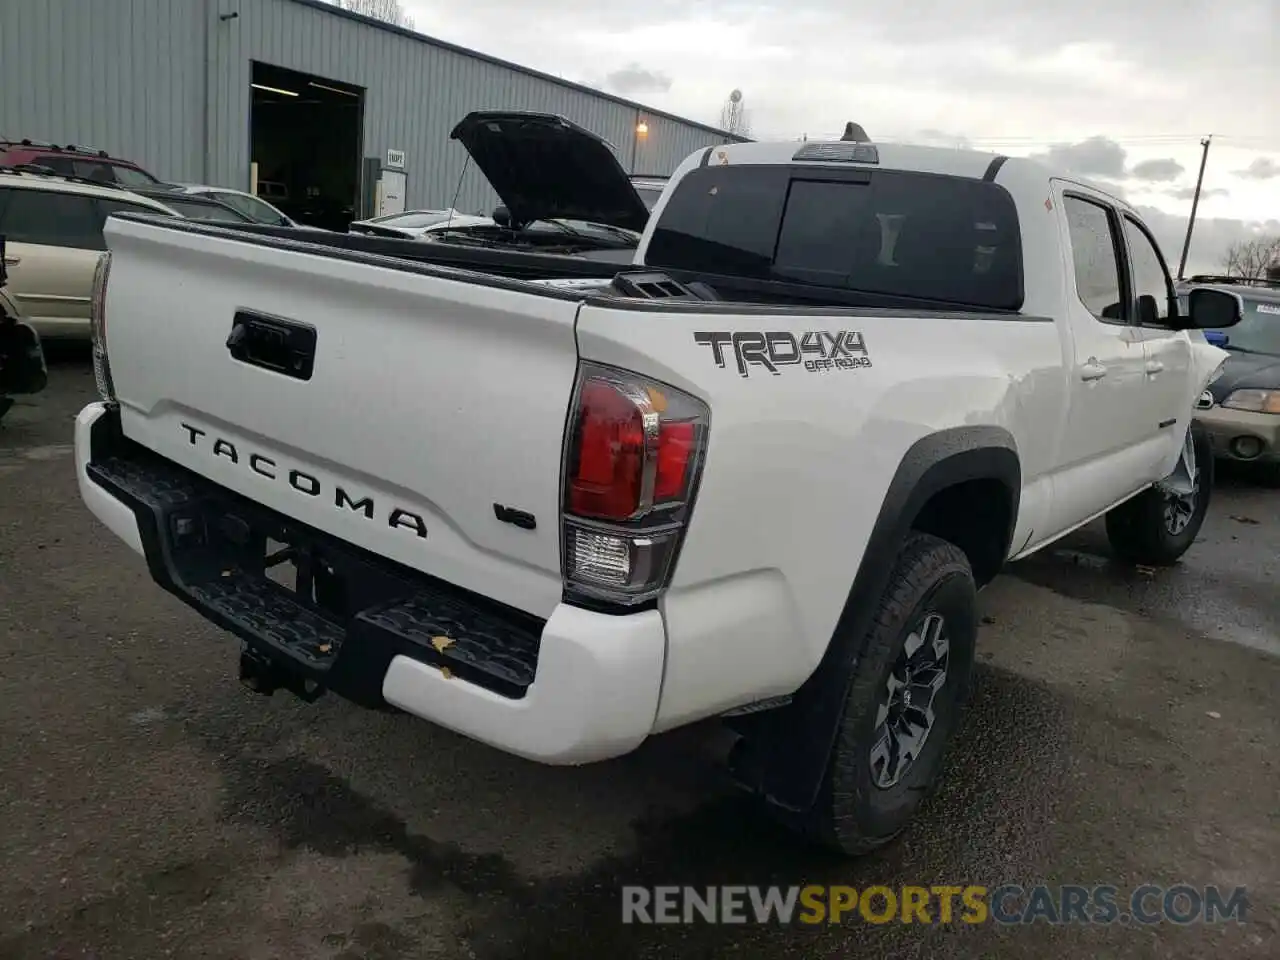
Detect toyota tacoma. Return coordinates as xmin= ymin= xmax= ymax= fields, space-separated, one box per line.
xmin=75 ymin=137 xmax=1240 ymax=855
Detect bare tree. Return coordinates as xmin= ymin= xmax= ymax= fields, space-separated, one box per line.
xmin=328 ymin=0 xmax=415 ymax=29
xmin=1222 ymin=235 xmax=1280 ymax=279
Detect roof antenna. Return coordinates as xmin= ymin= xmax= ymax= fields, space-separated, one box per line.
xmin=840 ymin=121 xmax=869 ymax=142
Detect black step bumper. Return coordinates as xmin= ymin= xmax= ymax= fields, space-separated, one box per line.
xmin=81 ymin=404 xmax=545 ymax=706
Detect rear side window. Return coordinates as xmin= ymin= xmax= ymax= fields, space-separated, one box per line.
xmin=646 ymin=165 xmax=1023 ymax=310
xmin=161 ymin=197 xmax=247 ymax=223
xmin=216 ymin=192 xmax=288 ymax=224
xmin=0 ymin=187 xmax=103 ymax=249
xmin=96 ymin=198 xmax=175 ymax=224
xmin=1063 ymin=196 xmax=1124 ymax=322
xmin=38 ymin=155 xmax=156 ymax=188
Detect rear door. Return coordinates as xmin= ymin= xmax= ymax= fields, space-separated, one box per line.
xmin=0 ymin=186 xmax=102 ymax=337
xmin=1048 ymin=187 xmax=1159 ymax=531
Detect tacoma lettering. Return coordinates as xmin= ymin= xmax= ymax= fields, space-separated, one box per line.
xmin=179 ymin=422 xmax=427 ymax=539
xmin=695 ymin=330 xmax=871 ymax=377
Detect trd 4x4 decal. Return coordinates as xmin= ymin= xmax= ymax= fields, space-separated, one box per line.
xmin=693 ymin=330 xmax=871 ymax=377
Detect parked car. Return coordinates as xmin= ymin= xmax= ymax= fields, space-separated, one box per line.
xmin=0 ymin=138 xmax=162 ymax=189
xmin=0 ymin=165 xmax=182 ymax=339
xmin=1179 ymin=274 xmax=1280 ymax=481
xmin=0 ymin=233 xmax=47 ymax=423
xmin=78 ymin=135 xmax=1236 ymax=857
xmin=162 ymin=183 xmax=324 ymax=229
xmin=124 ymin=185 xmax=258 ymax=226
xmin=348 ymin=208 xmax=495 ymax=240
xmin=255 ymin=180 xmax=290 ymax=206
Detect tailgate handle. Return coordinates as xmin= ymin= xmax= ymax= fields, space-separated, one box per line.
xmin=226 ymin=311 xmax=317 ymax=381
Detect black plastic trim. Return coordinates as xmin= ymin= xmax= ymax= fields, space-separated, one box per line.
xmin=698 ymin=146 xmax=715 ymax=168
xmin=982 ymin=155 xmax=1009 ymax=181
xmin=83 ymin=408 xmax=547 ymax=706
xmin=582 ymin=287 xmax=1052 ymax=320
xmin=731 ymin=426 xmax=1021 ymax=817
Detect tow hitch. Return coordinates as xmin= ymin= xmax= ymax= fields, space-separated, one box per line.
xmin=238 ymin=644 xmax=326 ymax=702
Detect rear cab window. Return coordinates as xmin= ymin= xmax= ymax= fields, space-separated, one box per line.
xmin=645 ymin=164 xmax=1024 ymax=310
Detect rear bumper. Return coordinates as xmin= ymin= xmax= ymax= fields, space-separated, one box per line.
xmin=1195 ymin=406 xmax=1280 ymax=463
xmin=75 ymin=401 xmax=666 ymax=764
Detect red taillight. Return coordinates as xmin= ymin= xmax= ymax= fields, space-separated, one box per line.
xmin=562 ymin=364 xmax=709 ymax=606
xmin=655 ymin=421 xmax=695 ymax=500
xmin=569 ymin=380 xmax=647 ymax=520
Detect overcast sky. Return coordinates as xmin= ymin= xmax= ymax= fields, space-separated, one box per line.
xmin=400 ymin=0 xmax=1278 ymax=275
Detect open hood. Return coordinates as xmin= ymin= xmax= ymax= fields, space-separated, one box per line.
xmin=449 ymin=111 xmax=651 ymax=234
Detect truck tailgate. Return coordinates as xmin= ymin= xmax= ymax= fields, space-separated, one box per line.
xmin=101 ymin=216 xmax=582 ymax=618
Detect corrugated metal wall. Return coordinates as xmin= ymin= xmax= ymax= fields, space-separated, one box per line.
xmin=1 ymin=0 xmax=743 ymax=214
xmin=0 ymin=0 xmax=205 ymax=181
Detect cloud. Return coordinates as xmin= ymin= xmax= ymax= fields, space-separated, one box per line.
xmin=1029 ymin=136 xmax=1128 ymax=180
xmin=1234 ymin=157 xmax=1280 ymax=181
xmin=1131 ymin=158 xmax=1185 ymax=182
xmin=1135 ymin=206 xmax=1280 ymax=276
xmin=914 ymin=128 xmax=974 ymax=150
xmin=1166 ymin=186 xmax=1229 ymax=202
xmin=1027 ymin=137 xmax=1192 ymax=186
xmin=598 ymin=64 xmax=674 ymax=95
xmin=396 ymin=0 xmax=1279 ymax=254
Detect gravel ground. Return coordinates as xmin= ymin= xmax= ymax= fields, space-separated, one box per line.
xmin=1 ymin=355 xmax=1277 ymax=960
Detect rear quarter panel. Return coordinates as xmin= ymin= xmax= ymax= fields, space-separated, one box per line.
xmin=575 ymin=301 xmax=1066 ymax=728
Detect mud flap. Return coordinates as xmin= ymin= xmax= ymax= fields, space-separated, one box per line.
xmin=0 ymin=319 xmax=48 ymax=397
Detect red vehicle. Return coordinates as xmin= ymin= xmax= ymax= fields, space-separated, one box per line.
xmin=0 ymin=138 xmax=161 ymax=188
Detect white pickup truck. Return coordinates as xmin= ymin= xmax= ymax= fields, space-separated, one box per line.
xmin=75 ymin=136 xmax=1242 ymax=855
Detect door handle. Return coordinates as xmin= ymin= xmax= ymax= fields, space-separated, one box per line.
xmin=226 ymin=310 xmax=317 ymax=381
xmin=1080 ymin=361 xmax=1108 ymax=381
xmin=3 ymin=256 xmax=19 ymax=266
xmin=1145 ymin=359 xmax=1165 ymax=375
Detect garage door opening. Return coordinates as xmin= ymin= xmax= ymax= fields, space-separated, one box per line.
xmin=250 ymin=62 xmax=364 ymax=231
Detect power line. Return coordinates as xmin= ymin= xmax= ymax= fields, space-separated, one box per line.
xmin=1178 ymin=135 xmax=1213 ymax=281
xmin=749 ymin=129 xmax=1280 ymax=150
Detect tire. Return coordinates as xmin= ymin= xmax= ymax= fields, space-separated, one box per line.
xmin=1105 ymin=421 xmax=1213 ymax=566
xmin=803 ymin=532 xmax=978 ymax=856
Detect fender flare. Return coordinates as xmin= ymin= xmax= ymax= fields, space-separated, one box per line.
xmin=732 ymin=425 xmax=1021 ymax=817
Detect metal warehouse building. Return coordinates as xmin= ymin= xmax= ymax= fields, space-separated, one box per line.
xmin=0 ymin=0 xmax=745 ymax=227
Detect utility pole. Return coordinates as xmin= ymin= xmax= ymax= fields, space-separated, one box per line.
xmin=1177 ymin=135 xmax=1212 ymax=280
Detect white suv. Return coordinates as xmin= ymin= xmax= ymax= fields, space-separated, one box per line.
xmin=0 ymin=167 xmax=178 ymax=340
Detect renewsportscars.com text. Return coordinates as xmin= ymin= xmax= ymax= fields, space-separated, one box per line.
xmin=621 ymin=884 xmax=1249 ymax=926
